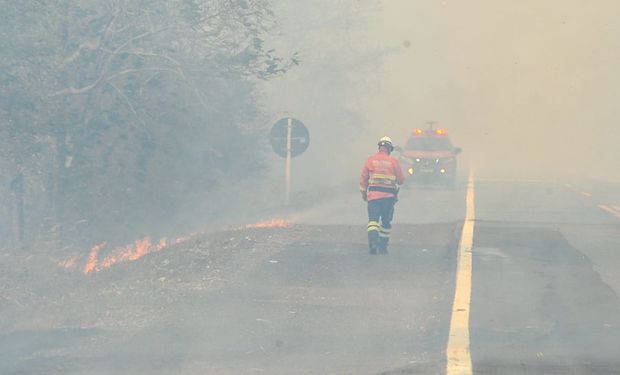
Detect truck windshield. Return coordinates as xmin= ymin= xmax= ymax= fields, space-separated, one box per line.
xmin=406 ymin=137 xmax=453 ymax=151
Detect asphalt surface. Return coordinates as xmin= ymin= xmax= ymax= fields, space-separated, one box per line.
xmin=469 ymin=179 xmax=620 ymax=374
xmin=2 ymin=175 xmax=620 ymax=374
xmin=179 ymin=222 xmax=459 ymax=374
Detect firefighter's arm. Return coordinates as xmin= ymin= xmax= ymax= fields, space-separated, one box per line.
xmin=360 ymin=160 xmax=370 ymax=201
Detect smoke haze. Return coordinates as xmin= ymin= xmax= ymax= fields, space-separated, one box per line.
xmin=265 ymin=1 xmax=620 ymax=188
xmin=363 ymin=1 xmax=620 ymax=182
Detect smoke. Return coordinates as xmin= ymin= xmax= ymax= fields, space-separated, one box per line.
xmin=361 ymin=1 xmax=620 ymax=183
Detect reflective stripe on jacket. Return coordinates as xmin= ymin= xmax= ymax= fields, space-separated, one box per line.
xmin=360 ymin=150 xmax=405 ymax=201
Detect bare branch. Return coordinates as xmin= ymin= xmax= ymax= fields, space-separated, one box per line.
xmin=53 ymin=28 xmax=170 ymax=97
xmin=107 ymin=49 xmax=183 ymax=67
xmin=61 ymin=39 xmax=101 ymax=67
xmin=52 ymin=78 xmax=102 ymax=96
xmin=107 ymin=29 xmax=164 ymax=63
xmin=106 ymin=81 xmax=146 ymax=131
xmin=61 ymin=10 xmax=119 ymax=67
xmin=106 ymin=67 xmax=184 ymax=81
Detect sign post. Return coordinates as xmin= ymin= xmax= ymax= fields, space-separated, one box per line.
xmin=285 ymin=118 xmax=292 ymax=205
xmin=270 ymin=117 xmax=309 ymax=206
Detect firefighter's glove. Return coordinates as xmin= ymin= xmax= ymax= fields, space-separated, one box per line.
xmin=361 ymin=190 xmax=368 ymax=202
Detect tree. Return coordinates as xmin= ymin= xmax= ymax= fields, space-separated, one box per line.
xmin=0 ymin=0 xmax=296 ymax=252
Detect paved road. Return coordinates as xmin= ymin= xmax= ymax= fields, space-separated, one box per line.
xmin=204 ymin=176 xmax=620 ymax=374
xmin=2 ymin=175 xmax=620 ymax=374
xmin=182 ymin=222 xmax=459 ymax=374
xmin=468 ymin=179 xmax=620 ymax=374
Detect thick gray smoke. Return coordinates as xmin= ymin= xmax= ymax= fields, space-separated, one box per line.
xmin=361 ymin=1 xmax=620 ymax=183
xmin=264 ymin=1 xmax=620 ymax=187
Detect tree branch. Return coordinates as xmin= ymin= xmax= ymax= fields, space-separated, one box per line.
xmin=52 ymin=79 xmax=102 ymax=96
xmin=106 ymin=49 xmax=183 ymax=67
xmin=106 ymin=81 xmax=146 ymax=131
xmin=106 ymin=67 xmax=184 ymax=81
xmin=52 ymin=28 xmax=170 ymax=97
xmin=61 ymin=10 xmax=119 ymax=67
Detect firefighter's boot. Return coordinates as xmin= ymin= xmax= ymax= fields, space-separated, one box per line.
xmin=378 ymin=226 xmax=391 ymax=254
xmin=367 ymin=221 xmax=380 ymax=254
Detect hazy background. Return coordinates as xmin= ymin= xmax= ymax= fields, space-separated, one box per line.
xmin=370 ymin=0 xmax=620 ymax=182
xmin=265 ymin=0 xmax=620 ymax=189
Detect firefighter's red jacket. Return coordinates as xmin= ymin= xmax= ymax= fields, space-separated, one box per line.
xmin=360 ymin=150 xmax=405 ymax=201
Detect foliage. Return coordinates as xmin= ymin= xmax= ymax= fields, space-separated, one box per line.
xmin=0 ymin=0 xmax=296 ymax=251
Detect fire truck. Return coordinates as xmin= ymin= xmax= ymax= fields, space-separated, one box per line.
xmin=397 ymin=125 xmax=462 ymax=188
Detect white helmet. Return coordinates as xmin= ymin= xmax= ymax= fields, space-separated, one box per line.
xmin=377 ymin=136 xmax=394 ymax=152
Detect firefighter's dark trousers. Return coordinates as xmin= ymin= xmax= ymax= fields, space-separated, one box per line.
xmin=367 ymin=197 xmax=395 ymax=254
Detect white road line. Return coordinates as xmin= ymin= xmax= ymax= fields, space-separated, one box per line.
xmin=446 ymin=170 xmax=475 ymax=375
xmin=476 ymin=177 xmax=548 ymax=183
xmin=565 ymin=185 xmax=620 ymax=220
xmin=599 ymin=205 xmax=620 ymax=220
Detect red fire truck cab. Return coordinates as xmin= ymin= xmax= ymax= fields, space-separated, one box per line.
xmin=398 ymin=126 xmax=462 ymax=188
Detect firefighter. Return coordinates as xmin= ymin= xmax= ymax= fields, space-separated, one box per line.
xmin=360 ymin=136 xmax=405 ymax=254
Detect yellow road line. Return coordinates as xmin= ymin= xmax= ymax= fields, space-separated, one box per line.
xmin=580 ymin=191 xmax=593 ymax=197
xmin=446 ymin=170 xmax=475 ymax=375
xmin=599 ymin=205 xmax=620 ymax=220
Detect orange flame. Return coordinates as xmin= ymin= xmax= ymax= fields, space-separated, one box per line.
xmin=72 ymin=236 xmax=188 ymax=275
xmin=83 ymin=242 xmax=106 ymax=274
xmin=99 ymin=238 xmax=168 ymax=270
xmin=246 ymin=219 xmax=292 ymax=228
xmin=59 ymin=230 xmax=211 ymax=275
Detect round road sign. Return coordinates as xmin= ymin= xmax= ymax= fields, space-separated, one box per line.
xmin=269 ymin=118 xmax=309 ymax=158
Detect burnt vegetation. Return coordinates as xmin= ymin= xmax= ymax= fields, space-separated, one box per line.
xmin=0 ymin=1 xmax=298 ymax=253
